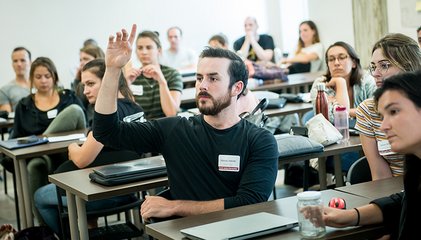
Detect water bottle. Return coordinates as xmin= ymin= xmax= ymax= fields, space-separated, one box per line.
xmin=315 ymin=83 xmax=329 ymax=120
xmin=334 ymin=106 xmax=350 ymax=143
xmin=297 ymin=191 xmax=326 ymax=239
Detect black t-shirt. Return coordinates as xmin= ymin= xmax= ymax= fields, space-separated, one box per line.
xmin=233 ymin=34 xmax=275 ymax=62
xmin=93 ymin=112 xmax=278 ymax=209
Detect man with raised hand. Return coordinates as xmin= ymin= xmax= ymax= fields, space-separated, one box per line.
xmin=93 ymin=24 xmax=278 ymax=220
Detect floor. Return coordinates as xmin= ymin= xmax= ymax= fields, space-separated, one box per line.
xmin=0 ymin=166 xmax=303 ymax=239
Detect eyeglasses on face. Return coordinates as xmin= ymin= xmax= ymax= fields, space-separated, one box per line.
xmin=327 ymin=54 xmax=349 ymax=63
xmin=369 ymin=61 xmax=391 ymax=76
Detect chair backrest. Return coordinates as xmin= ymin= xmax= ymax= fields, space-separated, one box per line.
xmin=346 ymin=156 xmax=372 ymax=185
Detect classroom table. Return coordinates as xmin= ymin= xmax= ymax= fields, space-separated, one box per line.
xmin=250 ymin=71 xmax=323 ymax=93
xmin=0 ymin=130 xmax=86 ymax=229
xmin=336 ymin=176 xmax=403 ymax=200
xmin=48 ymin=155 xmax=169 ymax=240
xmin=279 ymin=135 xmax=362 ymax=190
xmin=183 ymin=102 xmax=313 ymax=118
xmin=180 ymin=71 xmax=323 ymax=109
xmin=145 ymin=189 xmax=386 ymax=240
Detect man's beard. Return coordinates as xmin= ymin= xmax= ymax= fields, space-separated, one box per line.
xmin=196 ymin=91 xmax=232 ymax=116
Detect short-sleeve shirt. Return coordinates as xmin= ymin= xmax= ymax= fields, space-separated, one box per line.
xmin=233 ymin=34 xmax=275 ymax=62
xmin=130 ymin=65 xmax=183 ymax=119
xmin=160 ymin=48 xmax=198 ymax=70
xmin=0 ymin=80 xmax=30 ymax=111
xmin=355 ymin=98 xmax=405 ymax=176
xmin=299 ymin=42 xmax=324 ymax=72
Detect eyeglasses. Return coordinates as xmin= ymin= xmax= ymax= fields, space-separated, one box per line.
xmin=369 ymin=61 xmax=391 ymax=76
xmin=327 ymin=54 xmax=349 ymax=63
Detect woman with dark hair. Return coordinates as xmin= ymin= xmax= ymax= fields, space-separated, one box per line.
xmin=310 ymin=41 xmax=376 ymax=121
xmin=125 ymin=30 xmax=183 ymax=119
xmin=281 ymin=20 xmax=324 ymax=74
xmin=12 ymin=56 xmax=86 ymax=224
xmin=302 ymin=71 xmax=421 ymax=240
xmin=34 ymin=59 xmax=143 ymax=235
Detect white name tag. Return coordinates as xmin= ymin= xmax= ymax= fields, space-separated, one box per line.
xmin=47 ymin=109 xmax=58 ymax=119
xmin=218 ymin=155 xmax=240 ymax=172
xmin=378 ymin=140 xmax=396 ymax=156
xmin=130 ymin=85 xmax=143 ymax=96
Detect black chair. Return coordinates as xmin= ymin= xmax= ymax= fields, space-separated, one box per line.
xmin=346 ymin=156 xmax=372 ymax=185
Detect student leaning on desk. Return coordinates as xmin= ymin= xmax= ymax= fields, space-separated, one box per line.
xmin=302 ymin=71 xmax=421 ymax=240
xmin=93 ymin=24 xmax=278 ymax=220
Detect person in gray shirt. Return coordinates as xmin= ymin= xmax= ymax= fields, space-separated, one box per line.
xmin=0 ymin=47 xmax=31 ymax=112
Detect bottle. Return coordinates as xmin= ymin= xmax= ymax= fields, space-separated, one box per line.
xmin=315 ymin=83 xmax=329 ymax=120
xmin=334 ymin=106 xmax=350 ymax=143
xmin=297 ymin=191 xmax=326 ymax=239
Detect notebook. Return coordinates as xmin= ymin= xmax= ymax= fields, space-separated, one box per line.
xmin=180 ymin=212 xmax=298 ymax=240
xmin=0 ymin=135 xmax=49 ymax=150
xmin=89 ymin=156 xmax=167 ymax=186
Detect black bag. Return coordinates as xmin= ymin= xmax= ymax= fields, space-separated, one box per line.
xmin=240 ymin=98 xmax=269 ymax=128
xmin=284 ymin=162 xmax=319 ymax=188
xmin=251 ymin=62 xmax=288 ymax=81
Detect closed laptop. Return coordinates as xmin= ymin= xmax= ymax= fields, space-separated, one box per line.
xmin=180 ymin=212 xmax=298 ymax=240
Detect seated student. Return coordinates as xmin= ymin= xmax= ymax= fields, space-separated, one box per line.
xmin=12 ymin=57 xmax=86 ymax=223
xmin=125 ymin=30 xmax=183 ymax=119
xmin=34 ymin=59 xmax=143 ymax=235
xmin=208 ymin=33 xmax=229 ymax=50
xmin=302 ymin=71 xmax=421 ymax=240
xmin=94 ymin=25 xmax=278 ymax=220
xmin=355 ymin=33 xmax=421 ymax=181
xmin=0 ymin=47 xmax=31 ymax=113
xmin=160 ymin=26 xmax=198 ymax=72
xmin=72 ymin=45 xmax=105 ymax=125
xmin=281 ymin=20 xmax=324 ymax=74
xmin=310 ymin=41 xmax=376 ymax=121
xmin=233 ymin=16 xmax=275 ymax=63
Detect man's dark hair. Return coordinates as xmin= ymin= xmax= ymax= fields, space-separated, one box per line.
xmin=12 ymin=47 xmax=31 ymax=61
xmin=199 ymin=47 xmax=248 ymax=97
xmin=417 ymin=26 xmax=421 ymax=33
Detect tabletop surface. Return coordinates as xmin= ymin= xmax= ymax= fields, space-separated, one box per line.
xmin=146 ymin=189 xmax=384 ymax=240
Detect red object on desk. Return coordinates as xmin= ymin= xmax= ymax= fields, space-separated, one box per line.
xmin=328 ymin=197 xmax=346 ymax=209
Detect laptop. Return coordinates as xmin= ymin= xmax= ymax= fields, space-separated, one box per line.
xmin=89 ymin=156 xmax=167 ymax=186
xmin=180 ymin=212 xmax=298 ymax=240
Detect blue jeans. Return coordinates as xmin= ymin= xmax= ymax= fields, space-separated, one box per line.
xmin=34 ymin=183 xmax=138 ymax=235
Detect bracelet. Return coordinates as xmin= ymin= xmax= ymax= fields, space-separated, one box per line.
xmin=354 ymin=208 xmax=360 ymax=226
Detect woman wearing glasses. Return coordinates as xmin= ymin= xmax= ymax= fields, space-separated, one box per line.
xmin=310 ymin=41 xmax=376 ymax=122
xmin=355 ymin=33 xmax=421 ymax=181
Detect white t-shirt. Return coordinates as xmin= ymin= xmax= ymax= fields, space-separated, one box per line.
xmin=160 ymin=48 xmax=198 ymax=70
xmin=300 ymin=42 xmax=324 ymax=72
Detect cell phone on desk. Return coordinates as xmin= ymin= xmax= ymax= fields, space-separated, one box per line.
xmin=289 ymin=126 xmax=308 ymax=137
xmin=17 ymin=137 xmax=39 ymax=144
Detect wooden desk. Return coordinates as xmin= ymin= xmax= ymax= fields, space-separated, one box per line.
xmin=336 ymin=176 xmax=403 ymax=200
xmin=48 ymin=155 xmax=169 ymax=240
xmin=146 ymin=189 xmax=385 ymax=240
xmin=0 ymin=130 xmax=86 ymax=228
xmin=280 ymin=136 xmax=362 ymax=190
xmin=250 ymin=71 xmax=323 ymax=94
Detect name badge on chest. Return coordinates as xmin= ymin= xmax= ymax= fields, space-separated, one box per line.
xmin=218 ymin=155 xmax=240 ymax=172
xmin=130 ymin=85 xmax=143 ymax=96
xmin=47 ymin=109 xmax=58 ymax=119
xmin=378 ymin=140 xmax=396 ymax=156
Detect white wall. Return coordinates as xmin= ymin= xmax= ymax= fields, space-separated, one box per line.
xmin=0 ymin=0 xmax=272 ymax=88
xmin=387 ymin=0 xmax=419 ymax=39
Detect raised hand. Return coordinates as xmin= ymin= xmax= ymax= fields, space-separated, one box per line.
xmin=105 ymin=24 xmax=137 ymax=69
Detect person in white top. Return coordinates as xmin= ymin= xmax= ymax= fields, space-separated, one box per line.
xmin=160 ymin=26 xmax=197 ymax=72
xmin=0 ymin=47 xmax=31 ymax=112
xmin=281 ymin=20 xmax=324 ymax=74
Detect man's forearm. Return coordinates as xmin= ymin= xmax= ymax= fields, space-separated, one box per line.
xmin=173 ymin=199 xmax=224 ymax=217
xmin=95 ymin=67 xmax=121 ymax=114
